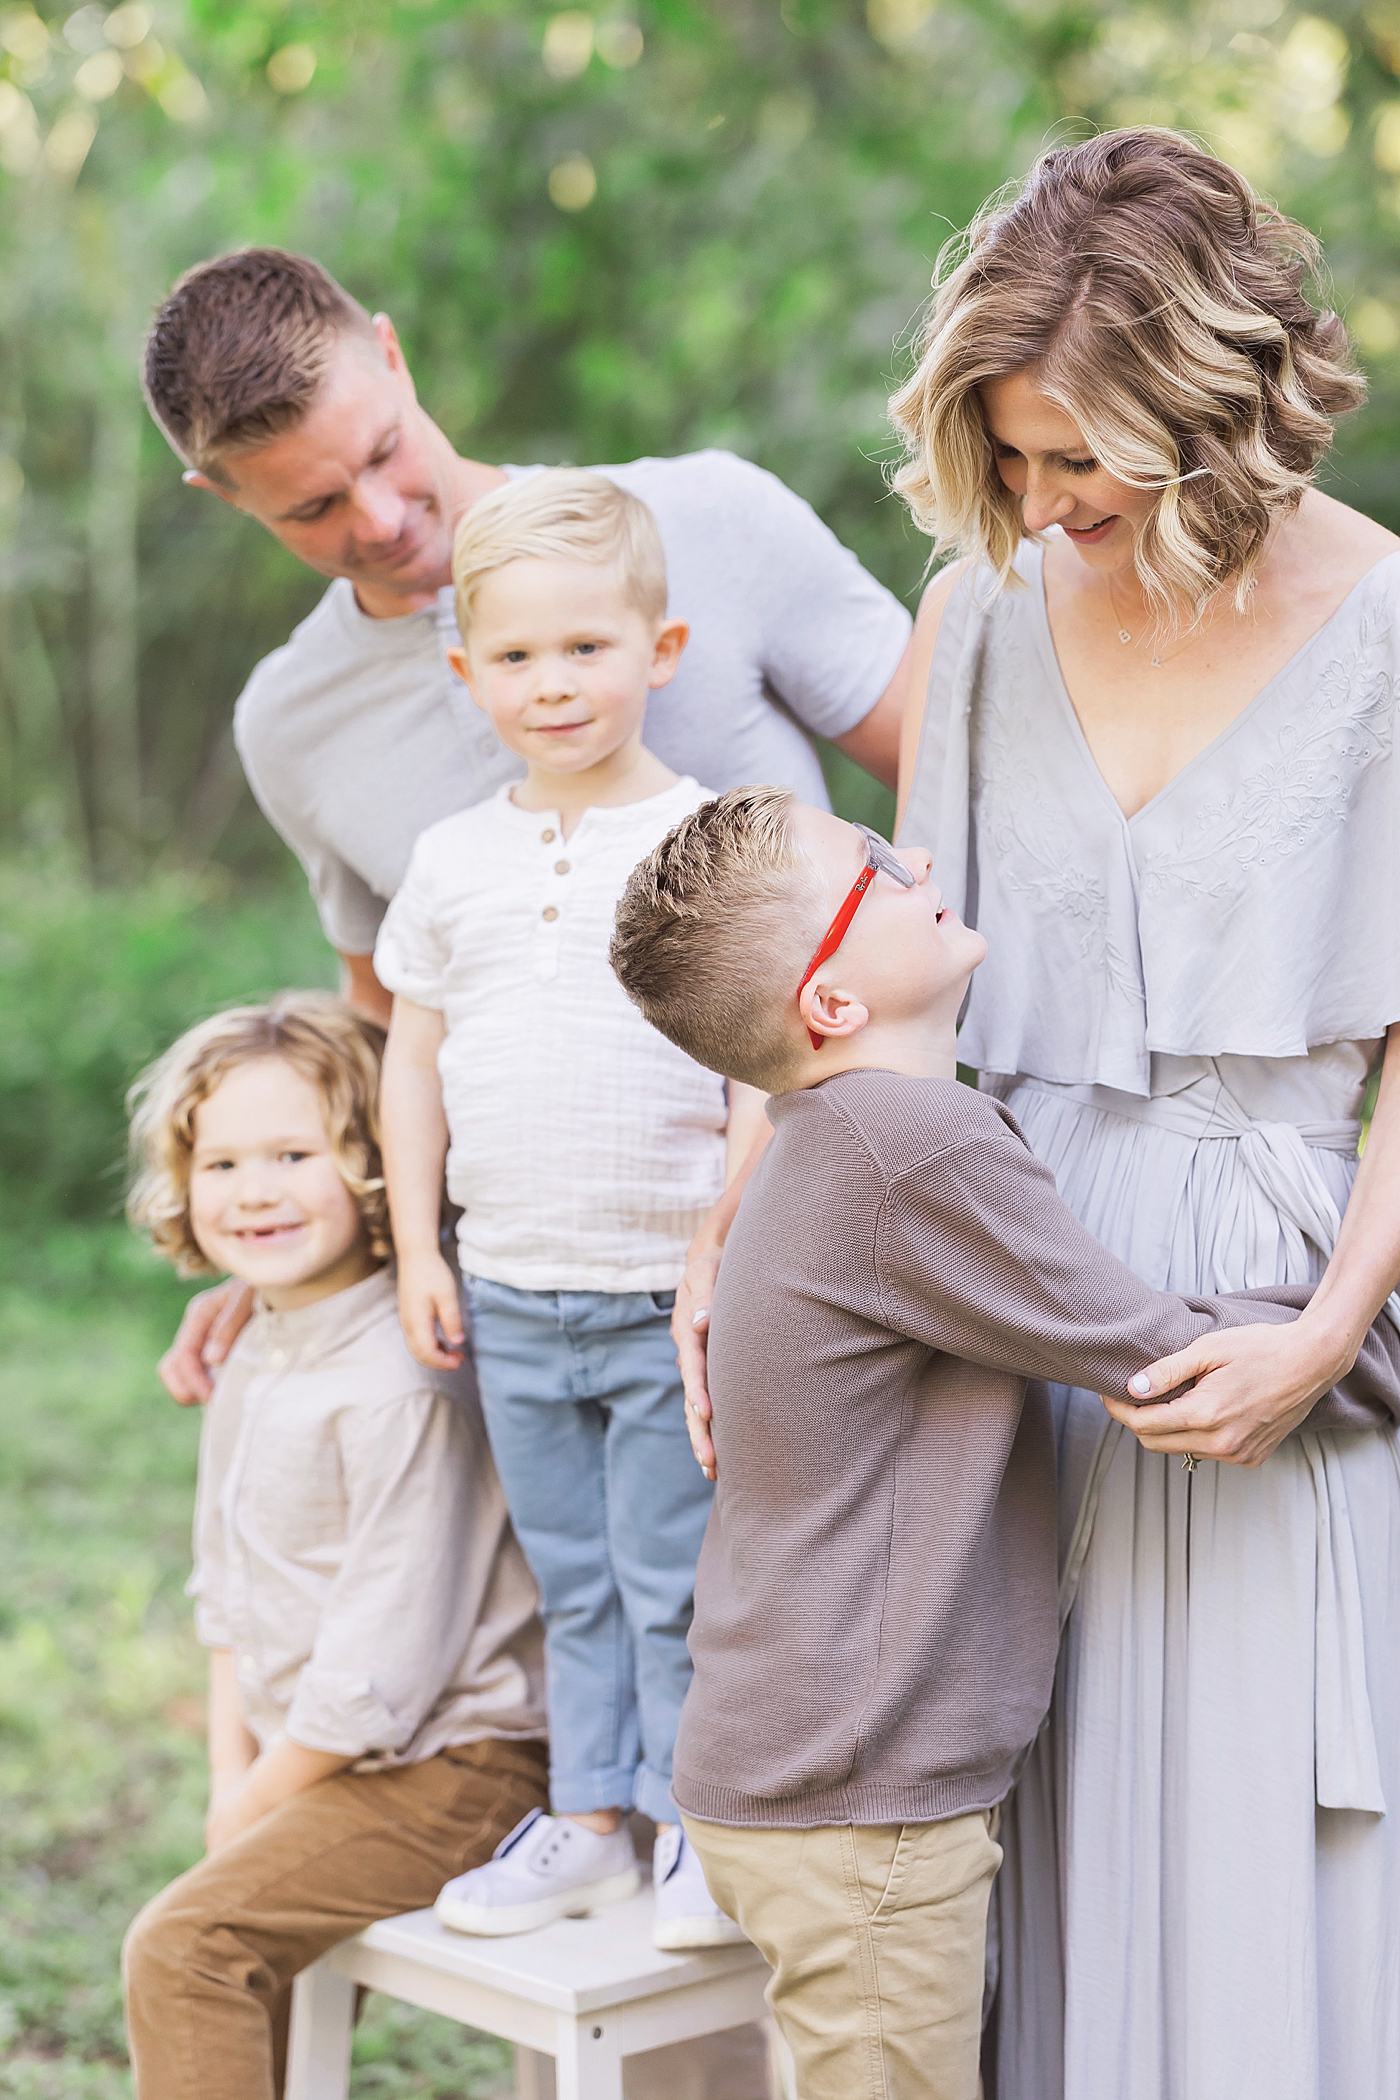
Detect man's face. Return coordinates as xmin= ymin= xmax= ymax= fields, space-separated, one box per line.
xmin=196 ymin=322 xmax=465 ymax=604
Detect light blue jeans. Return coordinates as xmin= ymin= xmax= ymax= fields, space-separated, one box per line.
xmin=463 ymin=1278 xmax=713 ymax=1824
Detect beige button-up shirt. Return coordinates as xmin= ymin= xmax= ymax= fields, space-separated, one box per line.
xmin=189 ymin=1267 xmax=546 ymax=1765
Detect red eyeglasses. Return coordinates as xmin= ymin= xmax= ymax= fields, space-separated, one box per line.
xmin=797 ymin=824 xmax=916 ymax=1051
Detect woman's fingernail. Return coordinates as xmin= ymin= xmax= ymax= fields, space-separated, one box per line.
xmin=692 ymin=1310 xmax=709 ymax=1328
xmin=1129 ymin=1372 xmax=1152 ymax=1397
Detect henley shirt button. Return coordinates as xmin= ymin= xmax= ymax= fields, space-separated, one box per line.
xmin=554 ymin=859 xmax=570 ymax=875
xmin=541 ymin=828 xmax=556 ymax=843
xmin=238 ymin=1654 xmax=256 ymax=1682
xmin=268 ymin=1348 xmax=287 ymax=1370
xmin=542 ymin=905 xmax=559 ymax=922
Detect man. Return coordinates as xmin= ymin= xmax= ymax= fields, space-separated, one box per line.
xmin=144 ymin=248 xmax=911 ymax=1023
xmin=145 ymin=250 xmax=912 ymax=1406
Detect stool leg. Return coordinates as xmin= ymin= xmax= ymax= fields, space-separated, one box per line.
xmin=515 ymin=2045 xmax=558 ymax=2100
xmin=554 ymin=2013 xmax=625 ymax=2100
xmin=285 ymin=1964 xmax=357 ymax=2100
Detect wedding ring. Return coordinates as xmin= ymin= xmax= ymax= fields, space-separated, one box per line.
xmin=1182 ymin=1453 xmax=1199 ymax=1472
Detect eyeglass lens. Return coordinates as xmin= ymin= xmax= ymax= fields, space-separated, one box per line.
xmin=853 ymin=824 xmax=916 ymax=888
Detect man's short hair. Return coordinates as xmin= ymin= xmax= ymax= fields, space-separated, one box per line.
xmin=143 ymin=248 xmax=375 ymax=478
xmin=451 ymin=469 xmax=668 ymax=642
xmin=611 ymin=786 xmax=826 ymax=1092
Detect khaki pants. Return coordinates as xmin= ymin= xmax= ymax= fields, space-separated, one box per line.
xmin=683 ymin=1810 xmax=1002 ymax=2100
xmin=124 ymin=1737 xmax=771 ymax=2100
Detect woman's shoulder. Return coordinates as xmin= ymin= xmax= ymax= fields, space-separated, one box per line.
xmin=1287 ymin=490 xmax=1400 ymax=593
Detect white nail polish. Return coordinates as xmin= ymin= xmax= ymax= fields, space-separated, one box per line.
xmin=1129 ymin=1373 xmax=1152 ymax=1397
xmin=692 ymin=1311 xmax=708 ymax=1328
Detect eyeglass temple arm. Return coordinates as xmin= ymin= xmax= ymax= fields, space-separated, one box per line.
xmin=796 ymin=866 xmax=876 ymax=1053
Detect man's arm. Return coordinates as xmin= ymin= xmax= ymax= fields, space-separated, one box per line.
xmin=339 ymin=949 xmax=394 ymax=1025
xmin=380 ymin=995 xmax=464 ymax=1369
xmin=830 ymin=646 xmax=909 ymax=790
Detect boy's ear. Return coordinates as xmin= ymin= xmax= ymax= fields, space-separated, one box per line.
xmin=798 ymin=979 xmax=870 ymax=1049
xmin=444 ymin=644 xmax=484 ymax=708
xmin=648 ymin=618 xmax=689 ymax=690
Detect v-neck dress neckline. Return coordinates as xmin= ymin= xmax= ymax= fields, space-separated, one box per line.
xmin=1029 ymin=540 xmax=1400 ymax=831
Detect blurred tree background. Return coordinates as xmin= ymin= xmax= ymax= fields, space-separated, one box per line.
xmin=3 ymin=3 xmax=1400 ymax=2092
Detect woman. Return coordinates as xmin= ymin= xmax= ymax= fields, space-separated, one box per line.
xmin=889 ymin=129 xmax=1400 ymax=2099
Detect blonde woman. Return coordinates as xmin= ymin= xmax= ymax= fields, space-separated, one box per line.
xmin=890 ymin=131 xmax=1400 ymax=2099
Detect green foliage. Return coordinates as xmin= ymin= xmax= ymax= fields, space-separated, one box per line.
xmin=1 ymin=0 xmax=1399 ymax=875
xmin=0 ymin=857 xmax=335 ymax=1228
xmin=0 ymin=1237 xmax=517 ymax=2097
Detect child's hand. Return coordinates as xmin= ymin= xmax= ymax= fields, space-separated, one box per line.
xmin=397 ymin=1249 xmax=467 ymax=1369
xmin=205 ymin=1776 xmax=261 ymax=1855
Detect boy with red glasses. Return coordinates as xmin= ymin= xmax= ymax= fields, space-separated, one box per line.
xmin=610 ymin=786 xmax=1400 ymax=2100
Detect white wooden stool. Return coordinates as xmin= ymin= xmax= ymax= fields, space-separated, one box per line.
xmin=284 ymin=1889 xmax=774 ymax=2100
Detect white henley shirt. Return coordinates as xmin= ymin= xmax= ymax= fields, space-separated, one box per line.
xmin=374 ymin=777 xmax=728 ymax=1293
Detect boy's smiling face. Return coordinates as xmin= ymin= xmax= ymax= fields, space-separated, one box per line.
xmin=447 ymin=556 xmax=687 ymax=777
xmin=789 ymin=804 xmax=987 ymax=1068
xmin=188 ymin=1057 xmax=377 ymax=1311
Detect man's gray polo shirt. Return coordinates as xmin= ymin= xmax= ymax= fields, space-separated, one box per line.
xmin=233 ymin=449 xmax=911 ymax=954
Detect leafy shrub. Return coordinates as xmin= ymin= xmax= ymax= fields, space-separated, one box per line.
xmin=0 ymin=862 xmax=335 ymax=1231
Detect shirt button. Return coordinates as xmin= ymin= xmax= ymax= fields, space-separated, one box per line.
xmin=268 ymin=1348 xmax=287 ymax=1370
xmin=554 ymin=859 xmax=570 ymax=876
xmin=238 ymin=1654 xmax=256 ymax=1683
xmin=541 ymin=828 xmax=556 ymax=843
xmin=542 ymin=906 xmax=559 ymax=922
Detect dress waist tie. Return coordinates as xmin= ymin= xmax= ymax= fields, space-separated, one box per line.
xmin=1029 ymin=1068 xmax=1388 ymax=1813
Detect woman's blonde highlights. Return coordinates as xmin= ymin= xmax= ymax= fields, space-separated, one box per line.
xmin=889 ymin=128 xmax=1365 ymax=627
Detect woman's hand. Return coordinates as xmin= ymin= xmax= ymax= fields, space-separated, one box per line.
xmin=1102 ymin=1318 xmax=1352 ymax=1467
xmin=674 ymin=1244 xmax=722 ymax=1481
xmin=158 ymin=1278 xmax=254 ymax=1406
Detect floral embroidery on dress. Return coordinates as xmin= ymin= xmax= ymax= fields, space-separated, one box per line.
xmin=1138 ymin=614 xmax=1397 ymax=903
xmin=971 ymin=635 xmax=1146 ymax=1014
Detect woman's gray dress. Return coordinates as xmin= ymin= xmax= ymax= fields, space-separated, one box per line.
xmin=901 ymin=538 xmax=1400 ymax=2100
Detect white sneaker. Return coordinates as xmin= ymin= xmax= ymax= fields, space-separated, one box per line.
xmin=652 ymin=1825 xmax=748 ymax=1950
xmin=436 ymin=1809 xmax=641 ymax=1937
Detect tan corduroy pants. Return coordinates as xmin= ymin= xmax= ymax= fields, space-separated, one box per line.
xmin=683 ymin=1809 xmax=1002 ymax=2100
xmin=123 ymin=1737 xmax=550 ymax=2100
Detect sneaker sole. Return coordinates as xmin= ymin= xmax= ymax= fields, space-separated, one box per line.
xmin=652 ymin=1914 xmax=750 ymax=1951
xmin=435 ymin=1866 xmax=642 ymax=1937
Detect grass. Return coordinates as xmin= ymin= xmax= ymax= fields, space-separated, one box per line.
xmin=0 ymin=1228 xmax=515 ymax=2099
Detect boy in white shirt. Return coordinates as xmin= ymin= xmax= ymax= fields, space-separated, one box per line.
xmin=376 ymin=471 xmax=763 ymax=1951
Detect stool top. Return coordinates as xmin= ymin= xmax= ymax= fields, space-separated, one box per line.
xmin=338 ymin=1893 xmax=769 ymax=2015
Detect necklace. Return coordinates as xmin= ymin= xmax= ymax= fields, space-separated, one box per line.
xmin=1104 ymin=570 xmax=1253 ymax=670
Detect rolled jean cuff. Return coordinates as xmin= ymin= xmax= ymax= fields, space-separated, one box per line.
xmin=633 ymin=1761 xmax=678 ymax=1826
xmin=549 ymin=1761 xmax=642 ymax=1817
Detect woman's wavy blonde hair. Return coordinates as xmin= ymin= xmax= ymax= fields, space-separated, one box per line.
xmin=889 ymin=128 xmax=1365 ymax=627
xmin=126 ymin=992 xmax=391 ymax=1277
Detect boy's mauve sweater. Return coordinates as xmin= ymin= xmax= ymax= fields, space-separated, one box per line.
xmin=673 ymin=1070 xmax=1400 ymax=1830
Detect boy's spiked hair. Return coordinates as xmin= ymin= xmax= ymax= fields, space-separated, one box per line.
xmin=451 ymin=469 xmax=667 ymax=643
xmin=611 ymin=786 xmax=825 ymax=1092
xmin=126 ymin=992 xmax=391 ymax=1277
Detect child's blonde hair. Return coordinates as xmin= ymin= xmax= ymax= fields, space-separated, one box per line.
xmin=452 ymin=469 xmax=668 ymax=641
xmin=126 ymin=992 xmax=391 ymax=1277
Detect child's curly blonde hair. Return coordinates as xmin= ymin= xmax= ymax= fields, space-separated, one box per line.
xmin=126 ymin=992 xmax=391 ymax=1277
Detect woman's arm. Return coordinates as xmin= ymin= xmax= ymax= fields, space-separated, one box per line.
xmin=894 ymin=561 xmax=967 ymax=834
xmin=380 ymin=995 xmax=464 ymax=1370
xmin=1107 ymin=1025 xmax=1400 ymax=1466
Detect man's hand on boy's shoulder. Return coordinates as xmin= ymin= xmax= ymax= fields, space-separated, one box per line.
xmin=159 ymin=1278 xmax=255 ymax=1406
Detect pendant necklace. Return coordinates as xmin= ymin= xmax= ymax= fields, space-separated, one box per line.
xmin=1105 ymin=570 xmax=1253 ymax=670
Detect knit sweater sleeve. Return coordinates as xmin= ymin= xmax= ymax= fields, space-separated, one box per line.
xmin=868 ymin=1116 xmax=1400 ymax=1420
